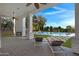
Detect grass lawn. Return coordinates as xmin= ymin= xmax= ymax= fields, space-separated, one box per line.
xmin=34 ymin=34 xmax=50 ymax=38
xmin=34 ymin=34 xmax=72 ymax=48
xmin=63 ymin=38 xmax=72 ymax=48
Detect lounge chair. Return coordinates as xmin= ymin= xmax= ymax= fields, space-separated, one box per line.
xmin=47 ymin=37 xmax=64 ymax=46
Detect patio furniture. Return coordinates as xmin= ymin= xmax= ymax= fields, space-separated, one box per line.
xmin=47 ymin=37 xmax=64 ymax=46
xmin=51 ymin=41 xmax=63 ymax=46
xmin=47 ymin=37 xmax=65 ymax=55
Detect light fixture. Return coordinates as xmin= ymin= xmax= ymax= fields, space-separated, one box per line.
xmin=26 ymin=3 xmax=47 ymax=9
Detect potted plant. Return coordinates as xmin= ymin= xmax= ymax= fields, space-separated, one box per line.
xmin=34 ymin=34 xmax=43 ymax=42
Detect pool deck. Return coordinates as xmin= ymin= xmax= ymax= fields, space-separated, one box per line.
xmin=0 ymin=37 xmax=79 ymax=56
xmin=47 ymin=37 xmax=79 ymax=56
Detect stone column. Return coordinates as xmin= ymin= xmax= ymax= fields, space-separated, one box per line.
xmin=28 ymin=14 xmax=34 ymax=39
xmin=72 ymin=3 xmax=79 ymax=54
xmin=22 ymin=17 xmax=26 ymax=36
xmin=75 ymin=4 xmax=79 ymax=39
xmin=13 ymin=19 xmax=16 ymax=36
xmin=0 ymin=18 xmax=1 ymax=48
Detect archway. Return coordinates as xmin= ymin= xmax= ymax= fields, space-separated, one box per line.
xmin=33 ymin=3 xmax=75 ymax=48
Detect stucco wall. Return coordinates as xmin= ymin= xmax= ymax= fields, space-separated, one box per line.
xmin=75 ymin=4 xmax=79 ymax=38
xmin=72 ymin=3 xmax=79 ymax=54
xmin=0 ymin=17 xmax=1 ymax=48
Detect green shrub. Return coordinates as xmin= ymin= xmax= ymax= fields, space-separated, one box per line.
xmin=63 ymin=38 xmax=72 ymax=48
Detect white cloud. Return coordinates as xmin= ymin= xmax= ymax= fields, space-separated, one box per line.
xmin=44 ymin=6 xmax=66 ymax=15
xmin=44 ymin=6 xmax=74 ymax=15
xmin=44 ymin=10 xmax=65 ymax=15
xmin=58 ymin=12 xmax=75 ymax=20
xmin=53 ymin=7 xmax=74 ymax=12
xmin=46 ymin=22 xmax=58 ymax=27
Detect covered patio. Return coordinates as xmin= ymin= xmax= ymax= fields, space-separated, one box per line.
xmin=0 ymin=3 xmax=59 ymax=39
xmin=0 ymin=3 xmax=79 ymax=56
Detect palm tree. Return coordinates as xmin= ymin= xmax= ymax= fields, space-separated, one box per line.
xmin=33 ymin=15 xmax=47 ymax=31
xmin=38 ymin=16 xmax=47 ymax=31
xmin=32 ymin=15 xmax=39 ymax=31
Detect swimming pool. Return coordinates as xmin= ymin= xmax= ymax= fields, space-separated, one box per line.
xmin=34 ymin=32 xmax=75 ymax=37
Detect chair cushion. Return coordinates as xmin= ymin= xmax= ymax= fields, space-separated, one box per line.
xmin=51 ymin=41 xmax=64 ymax=46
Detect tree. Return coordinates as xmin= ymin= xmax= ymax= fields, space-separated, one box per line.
xmin=32 ymin=15 xmax=39 ymax=31
xmin=45 ymin=26 xmax=50 ymax=32
xmin=66 ymin=25 xmax=73 ymax=32
xmin=33 ymin=15 xmax=47 ymax=31
xmin=38 ymin=16 xmax=47 ymax=31
xmin=33 ymin=15 xmax=37 ymax=19
xmin=58 ymin=26 xmax=62 ymax=32
xmin=50 ymin=26 xmax=53 ymax=32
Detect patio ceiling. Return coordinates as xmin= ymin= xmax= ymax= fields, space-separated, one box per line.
xmin=0 ymin=3 xmax=59 ymax=19
xmin=0 ymin=3 xmax=34 ymax=18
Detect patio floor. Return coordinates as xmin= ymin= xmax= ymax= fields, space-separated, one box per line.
xmin=0 ymin=37 xmax=79 ymax=56
xmin=0 ymin=37 xmax=53 ymax=56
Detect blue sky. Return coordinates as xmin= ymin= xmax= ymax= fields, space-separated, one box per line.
xmin=34 ymin=3 xmax=75 ymax=28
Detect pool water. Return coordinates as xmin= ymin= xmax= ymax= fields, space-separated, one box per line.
xmin=34 ymin=32 xmax=75 ymax=37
